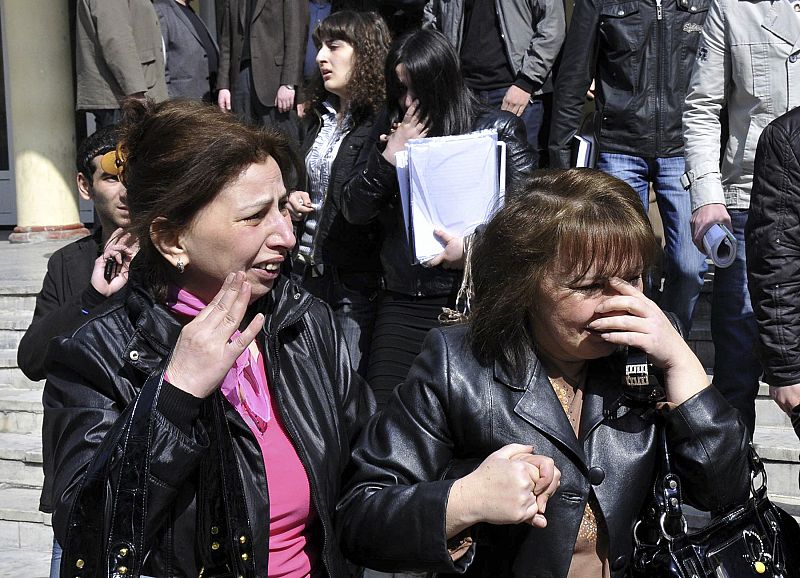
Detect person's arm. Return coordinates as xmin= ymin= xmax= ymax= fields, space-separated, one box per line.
xmin=747 ymin=118 xmax=800 ymax=413
xmin=47 ymin=331 xmax=209 ymax=555
xmin=153 ymin=2 xmax=172 ymax=89
xmin=510 ymin=0 xmax=566 ymax=98
xmin=662 ymin=387 xmax=751 ymax=510
xmin=16 ymin=254 xmax=102 ymax=382
xmin=337 ymin=328 xmax=558 ymax=572
xmin=421 ymin=1 xmax=439 ymax=30
xmin=339 ymin=110 xmax=402 ymax=225
xmin=217 ymin=0 xmax=234 ymax=111
xmin=282 ymin=0 xmax=307 ymax=86
xmin=496 ymin=113 xmax=537 ymax=187
xmin=548 ymin=0 xmax=600 ymax=168
xmin=683 ymin=0 xmax=731 ymax=242
xmin=89 ymin=0 xmax=151 ymax=96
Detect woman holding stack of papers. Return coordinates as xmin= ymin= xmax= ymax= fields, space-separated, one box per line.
xmin=340 ymin=29 xmax=537 ymax=408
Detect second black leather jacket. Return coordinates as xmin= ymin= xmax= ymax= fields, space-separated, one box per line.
xmin=337 ymin=324 xmax=750 ymax=577
xmin=340 ymin=108 xmax=536 ymax=297
xmin=549 ymin=0 xmax=710 ymax=167
xmin=298 ymin=106 xmax=383 ymax=272
xmin=44 ymin=275 xmax=375 ymax=577
xmin=747 ymin=107 xmax=800 ymax=389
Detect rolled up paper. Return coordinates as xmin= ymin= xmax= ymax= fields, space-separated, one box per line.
xmin=702 ymin=223 xmax=737 ymax=268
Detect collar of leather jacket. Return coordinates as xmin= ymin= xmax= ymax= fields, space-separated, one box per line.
xmin=121 ymin=274 xmax=313 ymax=375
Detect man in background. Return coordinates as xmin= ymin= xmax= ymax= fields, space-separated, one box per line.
xmin=423 ymin=0 xmax=565 ymax=166
xmin=217 ymin=0 xmax=308 ymax=141
xmin=682 ymin=0 xmax=800 ymax=433
xmin=18 ymin=127 xmax=138 ymax=576
xmin=76 ymin=0 xmax=168 ymax=127
xmin=154 ymin=0 xmax=219 ymax=102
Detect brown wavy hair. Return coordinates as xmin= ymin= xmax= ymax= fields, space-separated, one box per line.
xmin=118 ymin=98 xmax=302 ymax=302
xmin=468 ymin=169 xmax=662 ymax=376
xmin=302 ymin=11 xmax=391 ymax=124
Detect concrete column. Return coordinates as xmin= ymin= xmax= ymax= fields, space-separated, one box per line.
xmin=4 ymin=0 xmax=88 ymax=242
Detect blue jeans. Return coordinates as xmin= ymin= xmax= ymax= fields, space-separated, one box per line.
xmin=474 ymin=87 xmax=543 ymax=168
xmin=301 ymin=268 xmax=380 ymax=378
xmin=597 ymin=154 xmax=707 ymax=332
xmin=710 ymin=209 xmax=761 ymax=434
xmin=50 ymin=537 xmax=61 ymax=578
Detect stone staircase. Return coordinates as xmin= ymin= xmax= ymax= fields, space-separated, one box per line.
xmin=0 ymin=286 xmax=50 ymax=575
xmin=0 ymin=243 xmax=797 ymax=575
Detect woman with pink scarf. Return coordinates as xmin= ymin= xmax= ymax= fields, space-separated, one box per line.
xmin=42 ymin=99 xmax=374 ymax=578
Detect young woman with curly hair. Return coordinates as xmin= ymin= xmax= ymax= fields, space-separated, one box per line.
xmin=289 ymin=10 xmax=392 ymax=377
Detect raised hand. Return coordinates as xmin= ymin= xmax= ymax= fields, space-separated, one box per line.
xmin=90 ymin=228 xmax=139 ymax=297
xmin=165 ymin=272 xmax=265 ymax=399
xmin=381 ymin=100 xmax=429 ymax=166
xmin=587 ymin=277 xmax=708 ymax=404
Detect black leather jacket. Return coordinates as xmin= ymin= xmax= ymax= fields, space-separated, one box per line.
xmin=298 ymin=106 xmax=383 ymax=272
xmin=747 ymin=107 xmax=800 ymax=389
xmin=44 ymin=276 xmax=375 ymax=577
xmin=340 ymin=108 xmax=536 ymax=297
xmin=337 ymin=325 xmax=750 ymax=577
xmin=549 ymin=0 xmax=710 ymax=166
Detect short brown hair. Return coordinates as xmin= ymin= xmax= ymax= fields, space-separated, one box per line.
xmin=468 ymin=169 xmax=661 ymax=374
xmin=119 ymin=99 xmax=302 ymax=301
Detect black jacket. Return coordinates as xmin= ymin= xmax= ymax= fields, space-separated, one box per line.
xmin=338 ymin=324 xmax=750 ymax=577
xmin=17 ymin=229 xmax=106 ymax=385
xmin=44 ymin=276 xmax=375 ymax=577
xmin=298 ymin=106 xmax=383 ymax=272
xmin=747 ymin=107 xmax=800 ymax=389
xmin=549 ymin=0 xmax=710 ymax=166
xmin=340 ymin=108 xmax=536 ymax=297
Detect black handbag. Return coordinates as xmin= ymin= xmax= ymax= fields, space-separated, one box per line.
xmin=630 ymin=425 xmax=800 ymax=578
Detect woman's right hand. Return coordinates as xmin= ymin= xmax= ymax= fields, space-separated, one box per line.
xmin=446 ymin=444 xmax=560 ymax=538
xmin=165 ymin=272 xmax=264 ymax=399
xmin=287 ymin=190 xmax=315 ymax=221
xmin=381 ymin=100 xmax=429 ymax=166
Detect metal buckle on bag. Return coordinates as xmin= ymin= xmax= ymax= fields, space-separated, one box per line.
xmin=658 ymin=512 xmax=688 ymax=542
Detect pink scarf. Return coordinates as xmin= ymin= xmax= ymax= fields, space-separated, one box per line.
xmin=166 ymin=286 xmax=271 ymax=433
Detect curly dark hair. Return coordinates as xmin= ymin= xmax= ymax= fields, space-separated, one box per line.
xmin=302 ymin=11 xmax=391 ymax=124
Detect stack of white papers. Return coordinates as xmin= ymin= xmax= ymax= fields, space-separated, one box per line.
xmin=395 ymin=129 xmax=506 ymax=263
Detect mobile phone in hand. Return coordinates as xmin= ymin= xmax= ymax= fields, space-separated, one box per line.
xmin=104 ymin=257 xmax=120 ymax=282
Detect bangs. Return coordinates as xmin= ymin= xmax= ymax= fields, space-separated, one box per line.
xmin=313 ymin=20 xmax=353 ymax=49
xmin=554 ymin=202 xmax=660 ymax=286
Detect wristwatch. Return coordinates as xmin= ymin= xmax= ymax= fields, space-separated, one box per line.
xmin=281 ymin=85 xmax=295 ymax=90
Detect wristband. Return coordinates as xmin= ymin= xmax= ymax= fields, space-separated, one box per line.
xmin=281 ymin=85 xmax=295 ymax=90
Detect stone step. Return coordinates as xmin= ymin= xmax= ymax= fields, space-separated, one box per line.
xmin=0 ymin=432 xmax=43 ymax=489
xmin=0 ymin=311 xmax=31 ymax=351
xmin=0 ymin=389 xmax=42 ymax=435
xmin=0 ymin=295 xmax=36 ymax=313
xmin=0 ymin=548 xmax=51 ymax=576
xmin=0 ymin=486 xmax=51 ymax=555
xmin=753 ymin=427 xmax=800 ymax=499
xmin=0 ymin=350 xmax=42 ymax=390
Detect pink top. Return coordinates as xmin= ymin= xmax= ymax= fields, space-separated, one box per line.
xmin=167 ymin=287 xmax=316 ymax=577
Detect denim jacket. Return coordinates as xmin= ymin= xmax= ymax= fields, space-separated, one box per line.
xmin=683 ymin=0 xmax=800 ymax=211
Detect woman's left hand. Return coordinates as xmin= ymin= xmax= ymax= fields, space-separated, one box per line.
xmin=166 ymin=272 xmax=265 ymax=399
xmin=424 ymin=230 xmax=464 ymax=269
xmin=586 ymin=277 xmax=708 ymax=404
